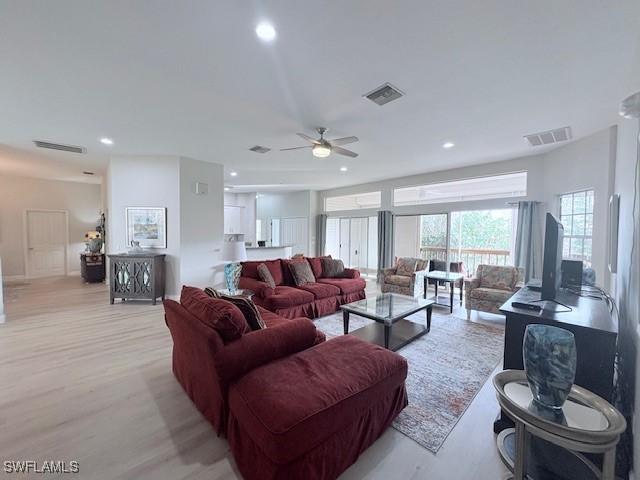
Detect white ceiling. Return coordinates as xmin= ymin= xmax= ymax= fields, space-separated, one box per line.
xmin=1 ymin=0 xmax=639 ymax=190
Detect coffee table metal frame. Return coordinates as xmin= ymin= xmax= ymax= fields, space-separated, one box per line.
xmin=341 ymin=293 xmax=434 ymax=351
xmin=493 ymin=369 xmax=626 ymax=480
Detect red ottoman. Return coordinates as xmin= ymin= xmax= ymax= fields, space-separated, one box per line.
xmin=227 ymin=335 xmax=408 ymax=480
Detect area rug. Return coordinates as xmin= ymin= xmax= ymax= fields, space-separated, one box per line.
xmin=313 ymin=310 xmax=504 ymax=453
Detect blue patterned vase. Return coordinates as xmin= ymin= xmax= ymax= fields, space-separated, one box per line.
xmin=224 ymin=262 xmax=242 ymax=294
xmin=523 ymin=324 xmax=577 ymax=411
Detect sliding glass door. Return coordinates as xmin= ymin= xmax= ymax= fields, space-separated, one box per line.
xmin=449 ymin=209 xmax=515 ymax=276
xmin=393 ymin=209 xmax=515 ymax=276
xmin=394 ymin=213 xmax=449 ymax=263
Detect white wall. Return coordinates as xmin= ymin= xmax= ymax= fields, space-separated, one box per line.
xmin=0 ymin=174 xmax=102 ymax=278
xmin=394 ymin=216 xmax=420 ymax=258
xmin=319 ymin=128 xmax=616 ymax=282
xmin=612 ymin=117 xmax=640 ymax=477
xmin=256 ymin=191 xmax=315 ymax=254
xmin=256 ymin=191 xmax=312 ymax=219
xmin=107 ymin=156 xmax=182 ymax=295
xmin=106 ymin=156 xmax=225 ymax=296
xmin=543 ymin=127 xmax=615 ymax=287
xmin=179 ymin=157 xmax=225 ymax=289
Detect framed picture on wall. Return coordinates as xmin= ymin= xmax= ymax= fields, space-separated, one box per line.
xmin=125 ymin=207 xmax=167 ymax=249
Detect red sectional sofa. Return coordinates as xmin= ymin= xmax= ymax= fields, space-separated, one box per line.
xmin=164 ymin=293 xmax=326 ymax=436
xmin=238 ymin=257 xmax=366 ymax=319
xmin=164 ymin=287 xmax=408 ymax=480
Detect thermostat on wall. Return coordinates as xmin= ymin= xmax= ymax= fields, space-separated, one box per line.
xmin=195 ymin=182 xmax=209 ymax=195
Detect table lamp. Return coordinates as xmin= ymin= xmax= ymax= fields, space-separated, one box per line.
xmin=222 ymin=240 xmax=247 ymax=294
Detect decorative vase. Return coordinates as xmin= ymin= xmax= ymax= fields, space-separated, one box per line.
xmin=128 ymin=240 xmax=143 ymax=254
xmin=523 ymin=324 xmax=577 ymax=412
xmin=87 ymin=238 xmax=103 ymax=254
xmin=224 ymin=262 xmax=242 ymax=294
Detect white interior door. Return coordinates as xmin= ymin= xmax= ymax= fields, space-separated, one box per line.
xmin=325 ymin=218 xmax=340 ymax=258
xmin=349 ymin=218 xmax=367 ymax=269
xmin=339 ymin=218 xmax=350 ymax=264
xmin=281 ymin=217 xmax=308 ymax=255
xmin=26 ymin=210 xmax=67 ymax=278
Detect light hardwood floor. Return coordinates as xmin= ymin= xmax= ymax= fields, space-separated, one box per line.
xmin=0 ymin=277 xmax=509 ymax=479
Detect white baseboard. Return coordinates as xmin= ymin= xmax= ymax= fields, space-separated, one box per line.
xmin=68 ymin=270 xmax=81 ymax=276
xmin=0 ymin=314 xmax=5 ymax=324
xmin=2 ymin=274 xmax=25 ymax=283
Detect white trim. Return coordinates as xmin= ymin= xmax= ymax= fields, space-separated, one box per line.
xmin=2 ymin=274 xmax=26 ymax=283
xmin=67 ymin=270 xmax=81 ymax=276
xmin=0 ymin=314 xmax=5 ymax=324
xmin=23 ymin=209 xmax=70 ymax=280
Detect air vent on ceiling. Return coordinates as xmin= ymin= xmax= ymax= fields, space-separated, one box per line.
xmin=524 ymin=126 xmax=572 ymax=147
xmin=33 ymin=140 xmax=86 ymax=154
xmin=364 ymin=83 xmax=404 ymax=106
xmin=249 ymin=145 xmax=271 ymax=154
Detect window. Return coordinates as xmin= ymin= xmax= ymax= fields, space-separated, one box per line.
xmin=559 ymin=190 xmax=594 ymax=266
xmin=324 ymin=191 xmax=382 ymax=212
xmin=256 ymin=219 xmax=262 ymax=242
xmin=393 ymin=172 xmax=527 ymax=206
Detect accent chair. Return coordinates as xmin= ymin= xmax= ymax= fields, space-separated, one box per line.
xmin=464 ymin=264 xmax=524 ymax=319
xmin=380 ymin=257 xmax=429 ymax=297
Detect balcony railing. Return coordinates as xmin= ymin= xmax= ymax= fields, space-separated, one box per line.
xmin=419 ymin=246 xmax=512 ymax=276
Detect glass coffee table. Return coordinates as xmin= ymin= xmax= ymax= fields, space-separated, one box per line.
xmin=341 ymin=293 xmax=434 ymax=351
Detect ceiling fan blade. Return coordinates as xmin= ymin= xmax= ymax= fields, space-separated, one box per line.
xmin=332 ymin=146 xmax=358 ymax=158
xmin=329 ymin=136 xmax=359 ymax=146
xmin=280 ymin=145 xmax=312 ymax=151
xmin=297 ymin=133 xmax=320 ymax=144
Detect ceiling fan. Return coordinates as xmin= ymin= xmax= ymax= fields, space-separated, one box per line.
xmin=280 ymin=127 xmax=359 ymax=158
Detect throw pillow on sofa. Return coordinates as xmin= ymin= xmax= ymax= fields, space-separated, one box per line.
xmin=181 ymin=286 xmax=249 ymax=343
xmin=288 ymin=260 xmax=316 ymax=286
xmin=205 ymin=288 xmax=266 ymax=331
xmin=257 ymin=263 xmax=276 ymax=288
xmin=396 ymin=257 xmax=418 ymax=276
xmin=321 ymin=258 xmax=345 ymax=278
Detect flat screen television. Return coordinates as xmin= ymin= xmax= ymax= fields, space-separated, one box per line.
xmin=541 ymin=213 xmax=564 ymax=301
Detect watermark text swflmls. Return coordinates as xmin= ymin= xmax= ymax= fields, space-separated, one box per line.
xmin=3 ymin=460 xmax=79 ymax=474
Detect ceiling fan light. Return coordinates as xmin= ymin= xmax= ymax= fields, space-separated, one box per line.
xmin=312 ymin=144 xmax=331 ymax=158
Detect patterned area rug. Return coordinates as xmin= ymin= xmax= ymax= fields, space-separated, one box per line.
xmin=314 ymin=309 xmax=504 ymax=453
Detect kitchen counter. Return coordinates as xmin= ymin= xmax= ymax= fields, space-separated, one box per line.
xmin=245 ymin=245 xmax=293 ymax=260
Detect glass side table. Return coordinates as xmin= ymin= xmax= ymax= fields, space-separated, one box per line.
xmin=493 ymin=369 xmax=626 ymax=480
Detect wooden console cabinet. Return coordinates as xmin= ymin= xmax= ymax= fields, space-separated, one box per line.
xmin=108 ymin=253 xmax=166 ymax=305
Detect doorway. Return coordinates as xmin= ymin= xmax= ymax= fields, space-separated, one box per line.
xmin=326 ymin=216 xmax=378 ymax=275
xmin=24 ymin=210 xmax=68 ymax=279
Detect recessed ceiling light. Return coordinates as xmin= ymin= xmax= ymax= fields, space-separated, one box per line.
xmin=100 ymin=137 xmax=113 ymax=145
xmin=224 ymin=187 xmax=230 ymax=191
xmin=230 ymin=171 xmax=238 ymax=177
xmin=340 ymin=166 xmax=348 ymax=172
xmin=255 ymin=22 xmax=276 ymax=42
xmin=442 ymin=142 xmax=455 ymax=149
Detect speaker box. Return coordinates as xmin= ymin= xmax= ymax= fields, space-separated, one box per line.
xmin=561 ymin=260 xmax=583 ymax=287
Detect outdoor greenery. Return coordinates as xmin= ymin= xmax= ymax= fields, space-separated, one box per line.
xmin=420 ymin=209 xmax=513 ymax=250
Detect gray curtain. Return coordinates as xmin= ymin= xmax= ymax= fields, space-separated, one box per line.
xmin=377 ymin=210 xmax=394 ymax=282
xmin=514 ymin=201 xmax=543 ymax=283
xmin=316 ymin=214 xmax=327 ymax=257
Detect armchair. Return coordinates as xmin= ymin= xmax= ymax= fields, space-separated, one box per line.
xmin=465 ymin=264 xmax=524 ymax=319
xmin=380 ymin=257 xmax=429 ymax=297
